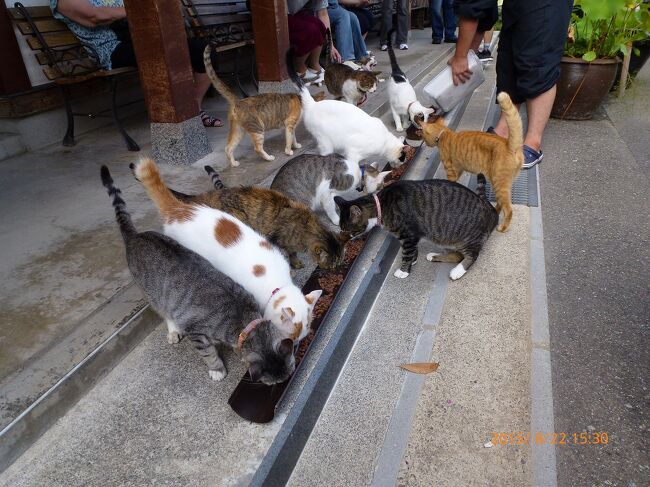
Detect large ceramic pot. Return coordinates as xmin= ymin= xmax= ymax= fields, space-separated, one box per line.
xmin=551 ymin=57 xmax=619 ymax=120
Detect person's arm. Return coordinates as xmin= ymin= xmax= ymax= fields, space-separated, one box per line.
xmin=317 ymin=7 xmax=342 ymax=62
xmin=448 ymin=16 xmax=478 ymax=85
xmin=56 ymin=0 xmax=126 ymax=28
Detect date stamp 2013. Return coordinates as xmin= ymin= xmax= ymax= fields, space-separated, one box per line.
xmin=489 ymin=432 xmax=609 ymax=446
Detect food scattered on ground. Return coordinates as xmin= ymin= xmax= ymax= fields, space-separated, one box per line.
xmin=399 ymin=362 xmax=440 ymax=374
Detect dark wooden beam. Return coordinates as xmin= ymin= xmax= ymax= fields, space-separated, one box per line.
xmin=122 ymin=0 xmax=197 ymax=123
xmin=0 ymin=6 xmax=32 ymax=95
xmin=250 ymin=0 xmax=289 ymax=83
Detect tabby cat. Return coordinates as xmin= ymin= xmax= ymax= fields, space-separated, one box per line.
xmin=287 ymin=48 xmax=408 ymax=167
xmin=386 ymin=31 xmax=435 ymax=131
xmin=270 ymin=153 xmax=391 ymax=225
xmin=132 ymin=157 xmax=321 ymax=342
xmin=420 ymin=92 xmax=523 ymax=232
xmin=334 ymin=176 xmax=498 ymax=280
xmin=100 ymin=166 xmax=295 ymax=384
xmin=204 ymin=45 xmax=302 ymax=167
xmin=324 ymin=63 xmax=381 ymax=106
xmin=157 ymin=166 xmax=349 ymax=270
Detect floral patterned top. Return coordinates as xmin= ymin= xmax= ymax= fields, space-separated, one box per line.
xmin=50 ymin=0 xmax=124 ymax=69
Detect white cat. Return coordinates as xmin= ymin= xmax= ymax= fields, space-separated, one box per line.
xmin=386 ymin=41 xmax=435 ymax=131
xmin=133 ymin=157 xmax=321 ymax=342
xmin=288 ymin=50 xmax=408 ymax=168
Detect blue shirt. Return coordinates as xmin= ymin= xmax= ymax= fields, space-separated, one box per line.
xmin=50 ymin=0 xmax=123 ymax=69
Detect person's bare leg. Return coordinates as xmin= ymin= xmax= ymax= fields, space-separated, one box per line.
xmin=470 ymin=30 xmax=484 ymax=51
xmin=307 ymin=44 xmax=324 ymax=72
xmin=483 ymin=30 xmax=493 ymax=46
xmin=522 ymin=85 xmax=556 ymax=151
xmin=494 ymin=102 xmax=521 ymax=138
xmin=194 ymin=72 xmax=212 ymax=108
xmin=294 ymin=53 xmax=310 ymax=75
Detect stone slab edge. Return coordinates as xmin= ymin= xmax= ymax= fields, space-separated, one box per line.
xmin=0 ymin=304 xmax=159 ymax=474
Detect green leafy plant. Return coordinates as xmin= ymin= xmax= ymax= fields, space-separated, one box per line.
xmin=565 ymin=0 xmax=650 ymax=61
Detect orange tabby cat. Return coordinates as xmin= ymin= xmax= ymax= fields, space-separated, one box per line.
xmin=421 ymin=92 xmax=523 ymax=232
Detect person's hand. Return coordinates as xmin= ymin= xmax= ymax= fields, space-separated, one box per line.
xmin=331 ymin=45 xmax=342 ymax=63
xmin=448 ymin=55 xmax=472 ymax=86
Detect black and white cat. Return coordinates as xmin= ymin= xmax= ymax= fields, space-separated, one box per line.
xmin=287 ymin=48 xmax=408 ymax=167
xmin=386 ymin=31 xmax=435 ymax=132
xmin=100 ymin=166 xmax=295 ymax=385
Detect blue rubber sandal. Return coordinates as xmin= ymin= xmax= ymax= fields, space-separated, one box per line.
xmin=523 ymin=145 xmax=543 ymax=169
xmin=486 ymin=126 xmax=496 ymax=134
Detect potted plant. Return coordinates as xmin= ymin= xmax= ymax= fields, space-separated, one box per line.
xmin=552 ymin=0 xmax=650 ymax=120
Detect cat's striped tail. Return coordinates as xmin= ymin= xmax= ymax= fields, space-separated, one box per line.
xmin=131 ymin=158 xmax=195 ymax=223
xmin=204 ymin=165 xmax=225 ymax=189
xmin=100 ymin=165 xmax=137 ymax=241
xmin=286 ymin=47 xmax=315 ymax=106
xmin=496 ymin=92 xmax=523 ymax=158
xmin=475 ymin=173 xmax=488 ymax=201
xmin=203 ymin=45 xmax=239 ymax=106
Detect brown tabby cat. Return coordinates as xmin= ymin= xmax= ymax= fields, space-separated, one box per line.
xmin=204 ymin=45 xmax=302 ymax=167
xmin=145 ymin=168 xmax=349 ymax=271
xmin=324 ymin=63 xmax=381 ymax=106
xmin=420 ymin=92 xmax=524 ymax=232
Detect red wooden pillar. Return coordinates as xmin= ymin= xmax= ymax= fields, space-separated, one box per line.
xmin=123 ymin=0 xmax=209 ymax=164
xmin=0 ymin=6 xmax=31 ymax=95
xmin=250 ymin=0 xmax=291 ymax=92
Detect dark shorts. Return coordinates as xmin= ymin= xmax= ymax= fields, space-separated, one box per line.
xmin=287 ymin=11 xmax=327 ymax=57
xmin=454 ymin=0 xmax=498 ymax=32
xmin=111 ymin=36 xmax=213 ymax=73
xmin=496 ymin=0 xmax=572 ymax=103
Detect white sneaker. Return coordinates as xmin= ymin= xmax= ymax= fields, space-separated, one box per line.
xmin=343 ymin=60 xmax=360 ymax=70
xmin=399 ymin=43 xmax=408 ymax=50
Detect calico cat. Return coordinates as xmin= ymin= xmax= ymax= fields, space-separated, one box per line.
xmin=153 ymin=166 xmax=349 ymax=270
xmin=420 ymin=92 xmax=524 ymax=232
xmin=287 ymin=48 xmax=408 ymax=167
xmin=132 ymin=157 xmax=321 ymax=342
xmin=100 ymin=166 xmax=295 ymax=384
xmin=386 ymin=31 xmax=435 ymax=131
xmin=334 ymin=176 xmax=498 ymax=280
xmin=324 ymin=63 xmax=381 ymax=106
xmin=204 ymin=45 xmax=302 ymax=167
xmin=270 ymin=153 xmax=391 ymax=225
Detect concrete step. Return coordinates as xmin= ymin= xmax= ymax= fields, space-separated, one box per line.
xmin=0 ymin=35 xmax=459 ymax=483
xmin=0 ymin=133 xmax=26 ymax=161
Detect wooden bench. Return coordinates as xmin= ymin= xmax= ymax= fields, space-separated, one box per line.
xmin=180 ymin=0 xmax=256 ymax=96
xmin=9 ymin=3 xmax=140 ymax=151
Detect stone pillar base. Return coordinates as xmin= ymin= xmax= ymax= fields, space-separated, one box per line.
xmin=151 ymin=116 xmax=211 ymax=165
xmin=258 ymin=79 xmax=295 ymax=94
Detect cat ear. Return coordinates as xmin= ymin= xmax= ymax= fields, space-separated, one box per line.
xmin=281 ymin=307 xmax=295 ymax=323
xmin=370 ymin=161 xmax=379 ymax=170
xmin=248 ymin=362 xmax=262 ymax=382
xmin=278 ymin=338 xmax=294 ymax=356
xmin=350 ymin=205 xmax=363 ymax=222
xmin=334 ymin=196 xmax=348 ymax=210
xmin=304 ymin=289 xmax=322 ymax=307
xmin=378 ymin=170 xmax=391 ymax=182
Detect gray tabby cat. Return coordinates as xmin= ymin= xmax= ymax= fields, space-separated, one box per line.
xmin=270 ymin=153 xmax=390 ymax=225
xmin=334 ymin=174 xmax=498 ymax=280
xmin=100 ymin=166 xmax=295 ymax=385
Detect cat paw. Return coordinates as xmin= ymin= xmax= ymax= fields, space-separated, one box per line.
xmin=167 ymin=331 xmax=182 ymax=344
xmin=263 ymin=154 xmax=276 ymax=161
xmin=426 ymin=252 xmax=440 ymax=262
xmin=394 ymin=269 xmax=410 ymax=279
xmin=449 ymin=264 xmax=466 ymax=280
xmin=208 ymin=369 xmax=227 ymax=381
xmin=497 ymin=223 xmax=509 ymax=233
xmin=285 ymin=148 xmax=294 ymax=156
xmin=395 ymin=126 xmax=405 ymax=132
xmin=231 ymin=160 xmax=240 ymax=167
xmin=293 ymin=142 xmax=302 ymax=149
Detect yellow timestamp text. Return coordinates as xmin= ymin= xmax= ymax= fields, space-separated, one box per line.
xmin=490 ymin=431 xmax=609 ymax=446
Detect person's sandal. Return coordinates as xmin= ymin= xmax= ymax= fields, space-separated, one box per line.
xmin=200 ymin=111 xmax=223 ymax=128
xmin=523 ymin=145 xmax=543 ymax=169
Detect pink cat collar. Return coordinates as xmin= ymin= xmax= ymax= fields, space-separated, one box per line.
xmin=373 ymin=193 xmax=382 ymax=227
xmin=238 ymin=318 xmax=264 ymax=351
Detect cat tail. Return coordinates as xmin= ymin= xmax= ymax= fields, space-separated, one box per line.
xmin=285 ymin=47 xmax=315 ymax=107
xmin=131 ymin=158 xmax=193 ymax=222
xmin=100 ymin=165 xmax=137 ymax=241
xmin=387 ymin=30 xmax=406 ymax=82
xmin=496 ymin=92 xmax=523 ymax=156
xmin=203 ymin=44 xmax=239 ymax=107
xmin=475 ymin=173 xmax=488 ymax=201
xmin=204 ymin=165 xmax=225 ymax=189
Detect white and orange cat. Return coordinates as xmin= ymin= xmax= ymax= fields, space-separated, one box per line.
xmin=133 ymin=158 xmax=321 ymax=341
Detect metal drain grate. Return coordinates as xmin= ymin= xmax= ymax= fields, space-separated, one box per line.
xmin=485 ymin=166 xmax=538 ymax=206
